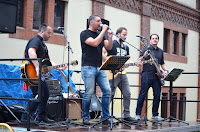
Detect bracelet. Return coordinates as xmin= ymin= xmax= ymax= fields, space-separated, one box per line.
xmin=165 ymin=70 xmax=169 ymax=72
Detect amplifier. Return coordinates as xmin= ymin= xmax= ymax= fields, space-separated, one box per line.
xmin=47 ymin=95 xmax=65 ymax=121
xmin=46 ymin=79 xmax=61 ymax=94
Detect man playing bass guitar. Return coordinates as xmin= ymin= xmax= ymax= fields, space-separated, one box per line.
xmin=135 ymin=34 xmax=168 ymax=121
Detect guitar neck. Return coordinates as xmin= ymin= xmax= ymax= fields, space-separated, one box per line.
xmin=48 ymin=63 xmax=66 ymax=71
xmin=123 ymin=60 xmax=151 ymax=68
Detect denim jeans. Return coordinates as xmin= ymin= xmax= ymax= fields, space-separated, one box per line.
xmin=136 ymin=74 xmax=161 ymax=116
xmin=110 ymin=74 xmax=131 ymax=118
xmin=81 ymin=66 xmax=111 ymax=119
xmin=21 ymin=81 xmax=49 ymax=120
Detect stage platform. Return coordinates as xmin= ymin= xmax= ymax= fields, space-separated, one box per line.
xmin=3 ymin=119 xmax=200 ymax=132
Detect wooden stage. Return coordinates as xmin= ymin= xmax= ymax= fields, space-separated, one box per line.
xmin=5 ymin=118 xmax=200 ymax=132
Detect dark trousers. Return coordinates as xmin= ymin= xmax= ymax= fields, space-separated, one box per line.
xmin=136 ymin=75 xmax=161 ymax=116
xmin=21 ymin=81 xmax=49 ymax=120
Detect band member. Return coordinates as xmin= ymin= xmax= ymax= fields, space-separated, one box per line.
xmin=102 ymin=27 xmax=134 ymax=122
xmin=80 ymin=15 xmax=113 ymax=125
xmin=21 ymin=23 xmax=67 ymax=123
xmin=135 ymin=34 xmax=168 ymax=121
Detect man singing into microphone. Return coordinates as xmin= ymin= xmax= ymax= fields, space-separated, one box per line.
xmin=80 ymin=15 xmax=113 ymax=125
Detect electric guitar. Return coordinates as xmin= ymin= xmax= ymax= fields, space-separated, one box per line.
xmin=106 ymin=59 xmax=152 ymax=80
xmin=21 ymin=59 xmax=78 ymax=86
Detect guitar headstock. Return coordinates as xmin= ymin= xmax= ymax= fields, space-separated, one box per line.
xmin=70 ymin=60 xmax=78 ymax=66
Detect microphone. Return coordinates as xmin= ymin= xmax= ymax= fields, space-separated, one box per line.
xmin=136 ymin=35 xmax=145 ymax=39
xmin=100 ymin=24 xmax=110 ymax=30
xmin=58 ymin=27 xmax=64 ymax=30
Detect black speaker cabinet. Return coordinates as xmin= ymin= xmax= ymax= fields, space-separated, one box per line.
xmin=47 ymin=96 xmax=65 ymax=121
xmin=0 ymin=0 xmax=18 ymax=33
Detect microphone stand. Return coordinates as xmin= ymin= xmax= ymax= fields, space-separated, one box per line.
xmin=112 ymin=32 xmax=142 ymax=52
xmin=59 ymin=29 xmax=86 ymax=129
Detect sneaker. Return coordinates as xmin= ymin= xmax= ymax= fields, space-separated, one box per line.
xmin=36 ymin=117 xmax=55 ymax=123
xmin=102 ymin=119 xmax=111 ymax=125
xmin=20 ymin=118 xmax=39 ymax=124
xmin=83 ymin=118 xmax=90 ymax=125
xmin=151 ymin=116 xmax=164 ymax=121
xmin=124 ymin=117 xmax=135 ymax=122
xmin=135 ymin=115 xmax=141 ymax=120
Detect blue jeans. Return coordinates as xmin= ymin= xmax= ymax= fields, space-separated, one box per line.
xmin=136 ymin=75 xmax=161 ymax=116
xmin=81 ymin=66 xmax=111 ymax=119
xmin=21 ymin=81 xmax=49 ymax=120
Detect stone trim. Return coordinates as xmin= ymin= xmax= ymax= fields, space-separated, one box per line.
xmin=97 ymin=0 xmax=199 ymax=32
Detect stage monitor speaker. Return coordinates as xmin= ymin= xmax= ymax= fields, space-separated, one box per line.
xmin=0 ymin=0 xmax=18 ymax=33
xmin=47 ymin=96 xmax=65 ymax=121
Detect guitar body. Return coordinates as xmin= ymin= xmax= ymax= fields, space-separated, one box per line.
xmin=21 ymin=59 xmax=52 ymax=86
xmin=106 ymin=70 xmax=127 ymax=80
xmin=155 ymin=72 xmax=165 ymax=86
xmin=21 ymin=59 xmax=78 ymax=87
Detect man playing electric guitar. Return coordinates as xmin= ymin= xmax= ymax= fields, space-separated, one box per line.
xmin=21 ymin=24 xmax=67 ymax=124
xmin=135 ymin=34 xmax=168 ymax=121
xmin=103 ymin=27 xmax=135 ymax=122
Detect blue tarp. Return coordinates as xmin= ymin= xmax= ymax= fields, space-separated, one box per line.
xmin=0 ymin=63 xmax=76 ymax=106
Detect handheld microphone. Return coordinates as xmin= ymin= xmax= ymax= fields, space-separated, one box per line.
xmin=100 ymin=24 xmax=110 ymax=30
xmin=58 ymin=27 xmax=64 ymax=30
xmin=136 ymin=35 xmax=145 ymax=39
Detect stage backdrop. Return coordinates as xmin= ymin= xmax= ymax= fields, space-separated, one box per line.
xmin=0 ymin=63 xmax=76 ymax=106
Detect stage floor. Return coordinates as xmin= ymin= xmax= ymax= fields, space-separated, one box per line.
xmin=4 ymin=119 xmax=200 ymax=132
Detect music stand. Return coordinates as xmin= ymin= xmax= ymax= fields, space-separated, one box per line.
xmin=162 ymin=68 xmax=189 ymax=125
xmin=92 ymin=56 xmax=131 ymax=129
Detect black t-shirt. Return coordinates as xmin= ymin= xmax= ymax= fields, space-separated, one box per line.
xmin=25 ymin=35 xmax=49 ymax=59
xmin=107 ymin=40 xmax=129 ymax=56
xmin=80 ymin=29 xmax=106 ymax=67
xmin=140 ymin=44 xmax=164 ymax=76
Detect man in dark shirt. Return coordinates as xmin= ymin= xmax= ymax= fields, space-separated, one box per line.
xmin=103 ymin=27 xmax=134 ymax=122
xmin=135 ymin=34 xmax=168 ymax=121
xmin=80 ymin=15 xmax=113 ymax=125
xmin=21 ymin=23 xmax=66 ymax=124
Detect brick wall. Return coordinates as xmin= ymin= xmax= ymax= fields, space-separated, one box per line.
xmin=9 ymin=0 xmax=65 ymax=45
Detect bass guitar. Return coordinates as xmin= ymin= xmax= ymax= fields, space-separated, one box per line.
xmin=148 ymin=54 xmax=165 ymax=86
xmin=21 ymin=59 xmax=78 ymax=86
xmin=106 ymin=59 xmax=152 ymax=80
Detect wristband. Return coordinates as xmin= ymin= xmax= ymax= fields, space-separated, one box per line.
xmin=165 ymin=70 xmax=169 ymax=72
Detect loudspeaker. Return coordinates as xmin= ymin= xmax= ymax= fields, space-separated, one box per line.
xmin=47 ymin=96 xmax=65 ymax=121
xmin=0 ymin=0 xmax=18 ymax=33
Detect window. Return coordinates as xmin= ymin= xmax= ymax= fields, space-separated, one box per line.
xmin=163 ymin=28 xmax=169 ymax=53
xmin=172 ymin=93 xmax=177 ymax=118
xmin=182 ymin=33 xmax=186 ymax=56
xmin=16 ymin=0 xmax=24 ymax=27
xmin=172 ymin=31 xmax=178 ymax=55
xmin=179 ymin=93 xmax=186 ymax=120
xmin=54 ymin=0 xmax=65 ymax=32
xmin=161 ymin=93 xmax=168 ymax=118
xmin=33 ymin=0 xmax=45 ymax=29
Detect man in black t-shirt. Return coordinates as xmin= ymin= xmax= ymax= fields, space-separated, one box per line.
xmin=80 ymin=15 xmax=113 ymax=125
xmin=135 ymin=34 xmax=168 ymax=121
xmin=103 ymin=27 xmax=135 ymax=122
xmin=21 ymin=24 xmax=66 ymax=124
